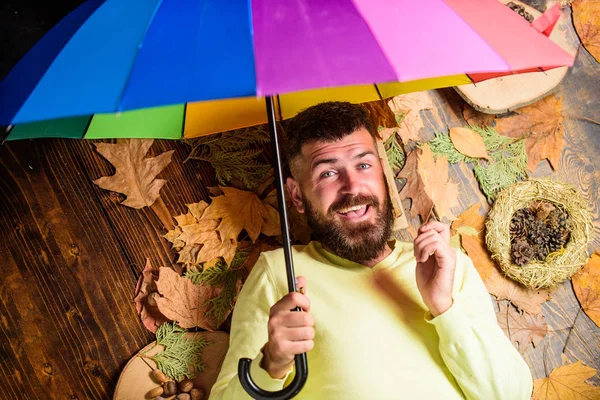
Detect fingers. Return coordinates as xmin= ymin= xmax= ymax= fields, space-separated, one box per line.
xmin=296 ymin=276 xmax=307 ymax=294
xmin=271 ymin=291 xmax=310 ymax=315
xmin=285 ymin=326 xmax=316 ymax=341
xmin=414 ymin=229 xmax=448 ymax=262
xmin=418 ymin=221 xmax=450 ymax=242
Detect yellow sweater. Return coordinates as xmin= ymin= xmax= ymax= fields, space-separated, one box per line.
xmin=209 ymin=240 xmax=533 ymax=399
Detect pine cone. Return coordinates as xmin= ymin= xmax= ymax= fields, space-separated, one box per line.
xmin=531 ymin=201 xmax=556 ymax=221
xmin=532 ymin=244 xmax=549 ymax=262
xmin=546 ymin=208 xmax=570 ymax=252
xmin=527 ymin=219 xmax=550 ymax=246
xmin=509 ymin=217 xmax=527 ymax=241
xmin=511 ymin=240 xmax=535 ymax=266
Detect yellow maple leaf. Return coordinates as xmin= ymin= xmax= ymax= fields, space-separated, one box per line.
xmin=572 ymin=0 xmax=600 ymax=63
xmin=451 ymin=203 xmax=486 ymax=238
xmin=202 ymin=186 xmax=280 ymax=243
xmin=572 ymin=251 xmax=600 ymax=328
xmin=532 ymin=360 xmax=600 ymax=400
xmin=417 ymin=144 xmax=459 ymax=221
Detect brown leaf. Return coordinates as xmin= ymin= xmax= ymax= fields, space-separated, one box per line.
xmin=494 ymin=95 xmax=564 ymax=172
xmin=362 ymin=100 xmax=397 ymax=131
xmin=485 ymin=266 xmax=552 ymax=315
xmin=398 ymin=150 xmax=434 ymax=221
xmin=451 ymin=203 xmax=486 ymax=238
xmin=155 ymin=267 xmax=222 ymax=330
xmin=461 ymin=234 xmax=496 ymax=281
xmin=462 ymin=104 xmax=496 ymax=128
xmin=263 ymin=189 xmax=312 ymax=244
xmin=532 ymin=360 xmax=600 ymax=400
xmin=202 ymin=187 xmax=280 ymax=243
xmin=388 ymin=92 xmax=434 ymax=145
xmin=243 ymin=242 xmax=281 ymax=274
xmin=133 ymin=259 xmax=168 ymax=333
xmin=417 ymin=144 xmax=459 ymax=221
xmin=449 ymin=127 xmax=490 ymax=160
xmin=572 ymin=0 xmax=600 ymax=63
xmin=572 ymin=251 xmax=600 ymax=328
xmin=93 ymin=139 xmax=174 ymax=208
xmin=496 ymin=302 xmax=547 ymax=354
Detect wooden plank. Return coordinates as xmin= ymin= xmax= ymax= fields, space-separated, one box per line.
xmin=0 ymin=140 xmax=152 ymax=399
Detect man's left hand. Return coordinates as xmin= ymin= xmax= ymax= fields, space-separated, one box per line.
xmin=413 ymin=221 xmax=456 ymax=317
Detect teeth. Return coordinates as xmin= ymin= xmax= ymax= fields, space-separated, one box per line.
xmin=338 ymin=205 xmax=366 ymax=214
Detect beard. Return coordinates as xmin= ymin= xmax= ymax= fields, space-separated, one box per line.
xmin=303 ymin=192 xmax=393 ymax=264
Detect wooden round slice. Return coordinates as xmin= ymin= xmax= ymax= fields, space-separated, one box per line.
xmin=454 ymin=0 xmax=578 ymax=114
xmin=114 ymin=331 xmax=229 ymax=400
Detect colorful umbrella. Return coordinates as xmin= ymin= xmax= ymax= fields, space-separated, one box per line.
xmin=0 ymin=1 xmax=573 ymax=399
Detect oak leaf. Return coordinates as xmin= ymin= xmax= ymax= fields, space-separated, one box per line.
xmin=133 ymin=259 xmax=168 ymax=333
xmin=449 ymin=127 xmax=490 ymax=160
xmin=398 ymin=150 xmax=434 ymax=221
xmin=494 ymin=95 xmax=563 ymax=172
xmin=451 ymin=203 xmax=486 ymax=238
xmin=496 ymin=302 xmax=547 ymax=354
xmin=155 ymin=267 xmax=222 ymax=330
xmin=572 ymin=0 xmax=600 ymax=63
xmin=416 ymin=144 xmax=459 ymax=221
xmin=532 ymin=360 xmax=600 ymax=400
xmin=388 ymin=92 xmax=434 ymax=145
xmin=462 ymin=104 xmax=495 ymax=128
xmin=202 ymin=187 xmax=280 ymax=243
xmin=93 ymin=139 xmax=174 ymax=208
xmin=572 ymin=251 xmax=600 ymax=328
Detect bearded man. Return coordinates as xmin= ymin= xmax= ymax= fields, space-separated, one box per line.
xmin=209 ymin=102 xmax=532 ymax=400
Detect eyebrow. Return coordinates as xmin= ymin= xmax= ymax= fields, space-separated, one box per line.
xmin=310 ymin=150 xmax=376 ymax=171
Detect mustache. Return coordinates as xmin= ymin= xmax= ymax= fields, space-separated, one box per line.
xmin=328 ymin=194 xmax=380 ymax=215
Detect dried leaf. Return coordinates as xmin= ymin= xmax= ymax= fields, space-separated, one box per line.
xmin=461 ymin=234 xmax=496 ymax=281
xmin=155 ymin=267 xmax=222 ymax=330
xmin=133 ymin=259 xmax=168 ymax=333
xmin=263 ymin=189 xmax=312 ymax=244
xmin=494 ymin=95 xmax=564 ymax=172
xmin=417 ymin=144 xmax=459 ymax=221
xmin=496 ymin=302 xmax=547 ymax=354
xmin=485 ymin=265 xmax=552 ymax=315
xmin=462 ymin=104 xmax=496 ymax=128
xmin=202 ymin=187 xmax=280 ymax=243
xmin=449 ymin=127 xmax=490 ymax=160
xmin=451 ymin=203 xmax=486 ymax=238
xmin=388 ymin=92 xmax=434 ymax=145
xmin=572 ymin=251 xmax=600 ymax=328
xmin=362 ymin=100 xmax=397 ymax=130
xmin=572 ymin=0 xmax=600 ymax=63
xmin=532 ymin=360 xmax=600 ymax=400
xmin=398 ymin=150 xmax=434 ymax=221
xmin=93 ymin=139 xmax=174 ymax=208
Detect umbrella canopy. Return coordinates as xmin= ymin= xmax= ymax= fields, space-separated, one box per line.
xmin=1 ymin=0 xmax=573 ymax=141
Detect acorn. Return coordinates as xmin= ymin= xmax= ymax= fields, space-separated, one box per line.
xmin=190 ymin=388 xmax=205 ymax=400
xmin=164 ymin=381 xmax=178 ymax=396
xmin=176 ymin=394 xmax=191 ymax=400
xmin=150 ymin=369 xmax=169 ymax=384
xmin=178 ymin=379 xmax=194 ymax=393
xmin=146 ymin=386 xmax=164 ymax=399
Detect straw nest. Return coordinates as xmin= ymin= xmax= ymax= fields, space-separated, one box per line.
xmin=486 ymin=178 xmax=594 ymax=289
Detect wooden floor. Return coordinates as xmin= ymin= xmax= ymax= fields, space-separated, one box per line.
xmin=1 ymin=4 xmax=600 ymax=400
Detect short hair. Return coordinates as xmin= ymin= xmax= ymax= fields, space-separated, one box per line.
xmin=283 ymin=102 xmax=376 ymax=176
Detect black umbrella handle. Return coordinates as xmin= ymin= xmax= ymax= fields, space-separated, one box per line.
xmin=237 ymin=97 xmax=308 ymax=399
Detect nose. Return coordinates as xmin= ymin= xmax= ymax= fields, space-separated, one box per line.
xmin=340 ymin=168 xmax=362 ymax=195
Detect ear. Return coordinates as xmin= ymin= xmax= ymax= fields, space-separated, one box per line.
xmin=286 ymin=177 xmax=305 ymax=213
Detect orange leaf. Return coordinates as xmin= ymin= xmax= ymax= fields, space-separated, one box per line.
xmin=451 ymin=203 xmax=486 ymax=237
xmin=133 ymin=259 xmax=168 ymax=333
xmin=388 ymin=92 xmax=434 ymax=145
xmin=494 ymin=95 xmax=563 ymax=172
xmin=155 ymin=267 xmax=222 ymax=330
xmin=417 ymin=144 xmax=459 ymax=221
xmin=496 ymin=302 xmax=547 ymax=354
xmin=572 ymin=0 xmax=600 ymax=63
xmin=93 ymin=139 xmax=174 ymax=208
xmin=462 ymin=104 xmax=495 ymax=128
xmin=461 ymin=234 xmax=496 ymax=281
xmin=449 ymin=127 xmax=490 ymax=160
xmin=532 ymin=360 xmax=600 ymax=400
xmin=202 ymin=187 xmax=280 ymax=243
xmin=398 ymin=150 xmax=434 ymax=221
xmin=485 ymin=266 xmax=552 ymax=315
xmin=572 ymin=251 xmax=600 ymax=328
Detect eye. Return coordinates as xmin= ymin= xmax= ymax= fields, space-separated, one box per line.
xmin=358 ymin=163 xmax=371 ymax=170
xmin=320 ymin=170 xmax=336 ymax=178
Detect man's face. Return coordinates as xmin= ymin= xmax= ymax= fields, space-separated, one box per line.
xmin=286 ymin=128 xmax=393 ymax=263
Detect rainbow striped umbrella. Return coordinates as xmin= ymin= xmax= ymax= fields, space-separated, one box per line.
xmin=0 ymin=1 xmax=573 ymax=398
xmin=2 ymin=0 xmax=572 ymax=141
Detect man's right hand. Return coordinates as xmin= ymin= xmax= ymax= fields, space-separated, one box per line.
xmin=260 ymin=276 xmax=315 ymax=379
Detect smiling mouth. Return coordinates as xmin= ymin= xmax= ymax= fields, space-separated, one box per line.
xmin=336 ymin=204 xmax=370 ymax=219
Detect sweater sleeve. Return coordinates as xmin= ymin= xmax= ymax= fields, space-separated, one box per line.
xmin=425 ymin=251 xmax=533 ymax=400
xmin=208 ymin=254 xmax=294 ymax=400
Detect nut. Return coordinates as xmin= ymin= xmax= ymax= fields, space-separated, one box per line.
xmin=146 ymin=386 xmax=164 ymax=399
xmin=176 ymin=394 xmax=191 ymax=400
xmin=178 ymin=379 xmax=194 ymax=393
xmin=189 ymin=388 xmax=204 ymax=400
xmin=164 ymin=381 xmax=178 ymax=396
xmin=150 ymin=369 xmax=168 ymax=384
